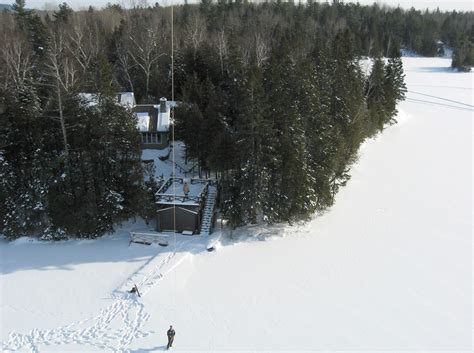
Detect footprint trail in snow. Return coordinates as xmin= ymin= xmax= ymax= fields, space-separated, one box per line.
xmin=1 ymin=238 xmax=195 ymax=353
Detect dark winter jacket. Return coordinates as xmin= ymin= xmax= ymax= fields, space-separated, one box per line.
xmin=167 ymin=329 xmax=176 ymax=338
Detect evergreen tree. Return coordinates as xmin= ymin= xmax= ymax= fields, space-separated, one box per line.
xmin=225 ymin=66 xmax=273 ymax=225
xmin=452 ymin=36 xmax=474 ymax=72
xmin=299 ymin=52 xmax=334 ymax=210
xmin=384 ymin=51 xmax=407 ymax=122
xmin=0 ymin=84 xmax=51 ymax=239
xmin=53 ymin=3 xmax=73 ymax=24
xmin=11 ymin=0 xmax=47 ymax=56
xmin=263 ymin=41 xmax=316 ymax=223
xmin=366 ymin=56 xmax=388 ymax=133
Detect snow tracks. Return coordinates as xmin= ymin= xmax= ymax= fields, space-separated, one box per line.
xmin=115 ymin=237 xmax=193 ymax=298
xmin=1 ymin=238 xmax=196 ymax=353
xmin=2 ymin=296 xmax=149 ymax=352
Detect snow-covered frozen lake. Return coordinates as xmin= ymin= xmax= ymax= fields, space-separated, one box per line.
xmin=1 ymin=56 xmax=472 ymax=352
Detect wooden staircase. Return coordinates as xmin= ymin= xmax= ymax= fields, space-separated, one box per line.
xmin=199 ymin=185 xmax=217 ymax=236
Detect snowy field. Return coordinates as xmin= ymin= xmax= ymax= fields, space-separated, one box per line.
xmin=0 ymin=56 xmax=472 ymax=352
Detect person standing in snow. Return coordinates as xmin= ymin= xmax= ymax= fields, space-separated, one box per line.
xmin=167 ymin=325 xmax=176 ymax=349
xmin=183 ymin=182 xmax=190 ymax=200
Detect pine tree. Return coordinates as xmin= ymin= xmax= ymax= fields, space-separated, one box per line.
xmin=328 ymin=32 xmax=367 ymax=201
xmin=12 ymin=0 xmax=47 ymax=56
xmin=452 ymin=36 xmax=474 ymax=72
xmin=0 ymin=84 xmax=51 ymax=239
xmin=298 ymin=53 xmax=333 ymax=210
xmin=226 ymin=65 xmax=273 ymax=225
xmin=366 ymin=56 xmax=387 ymax=133
xmin=53 ymin=3 xmax=73 ymax=24
xmin=263 ymin=40 xmax=317 ymax=223
xmin=384 ymin=47 xmax=407 ymax=122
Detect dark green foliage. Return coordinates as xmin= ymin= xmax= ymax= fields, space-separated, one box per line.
xmin=140 ymin=161 xmax=160 ymax=225
xmin=384 ymin=56 xmax=407 ymax=119
xmin=1 ymin=0 xmax=466 ymax=237
xmin=366 ymin=57 xmax=387 ymax=132
xmin=53 ymin=2 xmax=73 ymax=24
xmin=0 ymin=85 xmax=143 ymax=239
xmin=45 ymin=95 xmax=143 ymax=237
xmin=452 ymin=36 xmax=474 ymax=71
xmin=225 ymin=66 xmax=274 ymax=225
xmin=11 ymin=0 xmax=47 ymax=56
xmin=0 ymin=85 xmax=55 ymax=239
xmin=176 ymin=23 xmax=406 ymax=226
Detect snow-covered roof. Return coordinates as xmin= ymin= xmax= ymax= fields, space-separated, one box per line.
xmin=117 ymin=92 xmax=136 ymax=107
xmin=134 ymin=99 xmax=175 ymax=133
xmin=136 ymin=112 xmax=150 ymax=132
xmin=154 ymin=105 xmax=171 ymax=132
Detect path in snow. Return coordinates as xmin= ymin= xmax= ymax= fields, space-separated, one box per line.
xmin=2 ymin=297 xmax=149 ymax=352
xmin=1 ymin=237 xmax=199 ymax=353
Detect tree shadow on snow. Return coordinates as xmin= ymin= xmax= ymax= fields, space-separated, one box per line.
xmin=413 ymin=66 xmax=457 ymax=73
xmin=0 ymin=214 xmax=318 ymax=275
xmin=0 ymin=220 xmax=204 ymax=275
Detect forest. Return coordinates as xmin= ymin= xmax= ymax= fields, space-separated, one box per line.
xmin=0 ymin=0 xmax=472 ymax=239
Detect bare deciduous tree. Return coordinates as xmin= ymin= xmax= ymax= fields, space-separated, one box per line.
xmin=129 ymin=26 xmax=164 ymax=100
xmin=116 ymin=42 xmax=135 ymax=92
xmin=0 ymin=32 xmax=33 ymax=88
xmin=255 ymin=33 xmax=270 ymax=68
xmin=215 ymin=29 xmax=228 ymax=75
xmin=66 ymin=20 xmax=101 ymax=78
xmin=44 ymin=28 xmax=78 ymax=157
xmin=185 ymin=12 xmax=206 ymax=63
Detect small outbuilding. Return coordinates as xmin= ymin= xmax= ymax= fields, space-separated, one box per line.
xmin=155 ymin=177 xmax=217 ymax=235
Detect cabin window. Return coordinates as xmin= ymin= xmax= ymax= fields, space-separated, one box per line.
xmin=142 ymin=133 xmax=162 ymax=144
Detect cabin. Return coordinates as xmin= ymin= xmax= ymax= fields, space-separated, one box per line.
xmin=155 ymin=177 xmax=217 ymax=235
xmin=78 ymin=91 xmax=173 ymax=150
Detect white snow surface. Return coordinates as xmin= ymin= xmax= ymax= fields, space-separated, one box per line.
xmin=156 ymin=109 xmax=170 ymax=132
xmin=136 ymin=112 xmax=150 ymax=132
xmin=141 ymin=141 xmax=192 ymax=180
xmin=161 ymin=182 xmax=204 ymax=198
xmin=118 ymin=92 xmax=136 ymax=107
xmin=157 ymin=179 xmax=207 ymax=206
xmin=1 ymin=57 xmax=472 ymax=352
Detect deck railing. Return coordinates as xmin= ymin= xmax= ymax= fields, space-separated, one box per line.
xmin=155 ymin=177 xmax=216 ymax=205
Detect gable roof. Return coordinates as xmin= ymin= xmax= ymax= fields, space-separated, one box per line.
xmin=133 ymin=99 xmax=173 ymax=133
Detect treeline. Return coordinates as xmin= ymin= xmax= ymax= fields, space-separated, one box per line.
xmin=0 ymin=0 xmax=468 ymax=238
xmin=0 ymin=1 xmax=146 ymax=239
xmin=173 ymin=3 xmax=406 ymax=226
xmin=451 ymin=26 xmax=474 ymax=71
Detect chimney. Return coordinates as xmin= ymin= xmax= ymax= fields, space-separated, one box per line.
xmin=160 ymin=97 xmax=167 ymax=113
